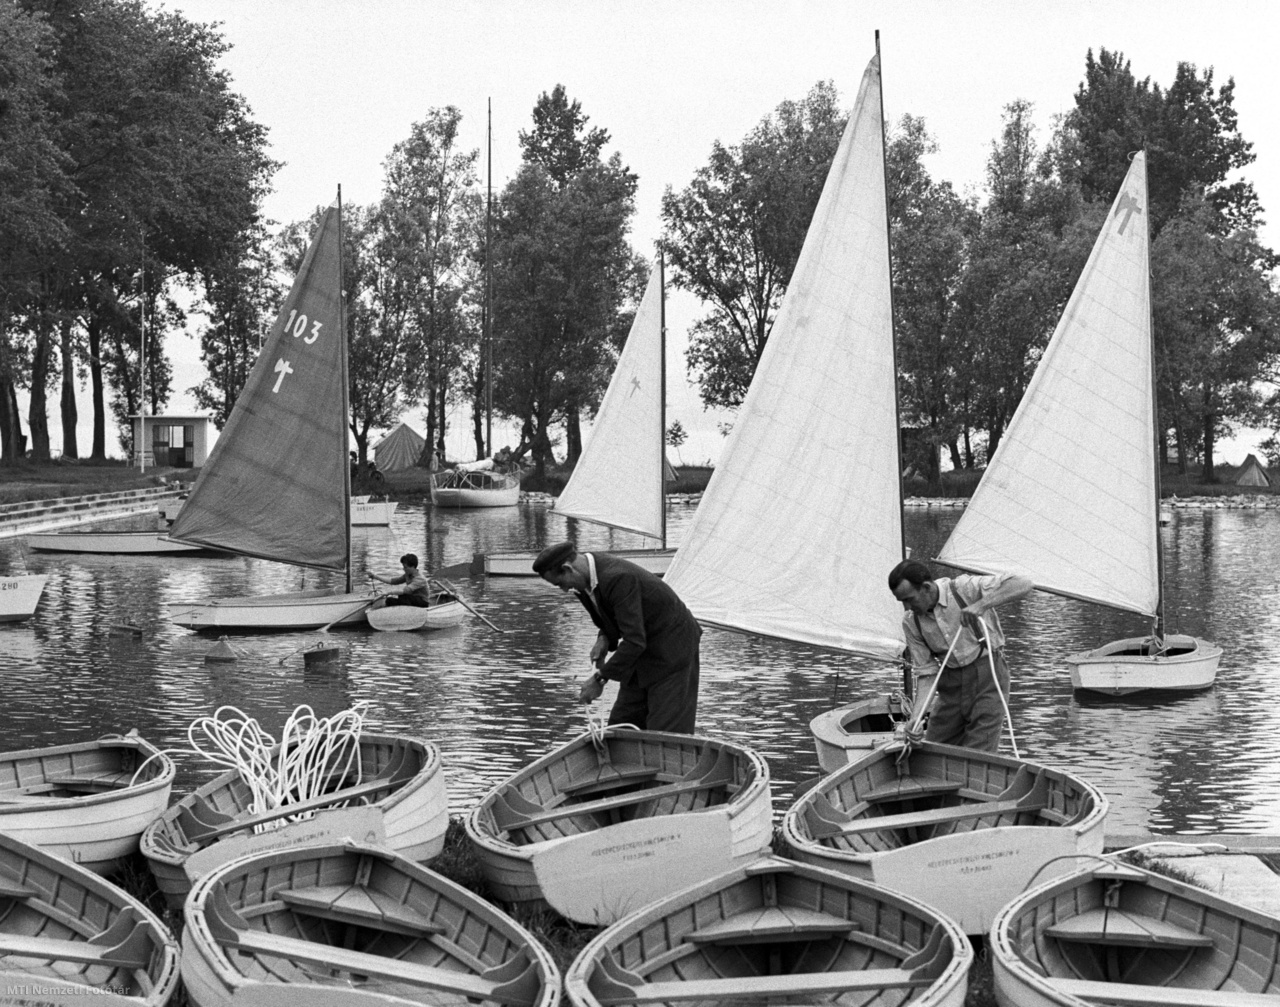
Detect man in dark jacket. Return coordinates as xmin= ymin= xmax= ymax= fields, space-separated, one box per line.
xmin=533 ymin=541 xmax=701 ymax=733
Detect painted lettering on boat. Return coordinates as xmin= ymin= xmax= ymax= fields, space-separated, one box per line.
xmin=927 ymin=847 xmax=1020 ymax=870
xmin=590 ymin=832 xmax=681 ymax=860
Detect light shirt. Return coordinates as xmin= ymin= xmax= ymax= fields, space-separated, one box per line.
xmin=902 ymin=573 xmax=1011 ymax=672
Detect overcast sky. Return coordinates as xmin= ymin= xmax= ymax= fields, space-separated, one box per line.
xmin=39 ymin=0 xmax=1280 ymax=465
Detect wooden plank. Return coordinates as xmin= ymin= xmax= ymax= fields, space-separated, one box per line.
xmin=225 ymin=927 xmax=499 ymax=998
xmin=187 ymin=777 xmax=393 ymax=845
xmin=276 ymin=885 xmax=445 ymax=935
xmin=560 ymin=768 xmax=661 ymax=796
xmin=596 ymin=967 xmax=930 ymax=1003
xmin=1051 ymin=978 xmax=1280 ymax=1006
xmin=499 ymin=777 xmax=727 ymax=831
xmin=0 ymin=880 xmax=35 ymax=899
xmin=1046 ymin=909 xmax=1214 ymax=948
xmin=810 ymin=797 xmax=1046 ymax=839
xmin=860 ymin=780 xmax=962 ymax=803
xmin=684 ymin=906 xmax=859 ymax=944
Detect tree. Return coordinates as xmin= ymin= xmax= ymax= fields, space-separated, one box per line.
xmin=665 ymin=419 xmax=687 ymax=465
xmin=660 ymin=81 xmax=846 ymax=410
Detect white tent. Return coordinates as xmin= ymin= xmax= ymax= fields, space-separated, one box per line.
xmin=373 ymin=422 xmax=426 ymax=473
xmin=1237 ymin=453 xmax=1271 ymax=487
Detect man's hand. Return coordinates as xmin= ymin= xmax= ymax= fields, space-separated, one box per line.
xmin=589 ymin=632 xmax=609 ymax=670
xmin=578 ymin=672 xmax=606 ymax=704
xmin=959 ymin=600 xmax=989 ymax=634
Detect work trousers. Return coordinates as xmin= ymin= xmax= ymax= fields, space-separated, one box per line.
xmin=606 ymin=653 xmax=700 ymax=735
xmin=924 ymin=649 xmax=1010 ymax=752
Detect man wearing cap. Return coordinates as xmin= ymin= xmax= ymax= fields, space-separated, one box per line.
xmin=888 ymin=558 xmax=1033 ymax=752
xmin=533 ymin=541 xmax=701 ymax=733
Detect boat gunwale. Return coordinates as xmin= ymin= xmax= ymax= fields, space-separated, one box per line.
xmin=0 ymin=736 xmax=174 ymax=814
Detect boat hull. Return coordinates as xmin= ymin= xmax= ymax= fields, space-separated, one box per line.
xmin=0 ymin=573 xmax=47 ymax=622
xmin=466 ymin=728 xmax=773 ymax=925
xmin=0 ymin=733 xmax=174 ymax=875
xmin=167 ymin=588 xmax=379 ymax=631
xmin=430 ymin=484 xmax=520 ymax=507
xmin=350 ymin=500 xmax=397 ymax=525
xmin=485 ymin=547 xmax=674 ymax=577
xmin=992 ymin=859 xmax=1280 ymax=1006
xmin=810 ymin=693 xmax=909 ymax=773
xmin=0 ymin=829 xmax=179 ymax=1007
xmin=26 ymin=531 xmax=209 ymax=554
xmin=781 ymin=741 xmax=1108 ymax=935
xmin=141 ymin=733 xmax=447 ymax=909
xmin=1066 ymin=633 xmax=1221 ymax=694
xmin=366 ymin=596 xmax=465 ymax=631
xmin=182 ymin=841 xmax=560 ymax=1007
xmin=566 ymin=856 xmax=972 ymax=1007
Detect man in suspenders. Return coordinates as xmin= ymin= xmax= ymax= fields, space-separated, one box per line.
xmin=888 ymin=559 xmax=1033 ymax=752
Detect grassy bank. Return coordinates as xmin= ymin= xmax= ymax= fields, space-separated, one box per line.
xmin=0 ymin=458 xmax=186 ymax=505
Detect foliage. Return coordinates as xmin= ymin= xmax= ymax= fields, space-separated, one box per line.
xmin=666 ymin=419 xmax=687 ymax=464
xmin=661 ymin=81 xmax=846 ymax=410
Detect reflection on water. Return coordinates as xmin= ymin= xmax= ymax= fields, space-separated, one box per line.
xmin=2 ymin=501 xmax=1278 ymax=833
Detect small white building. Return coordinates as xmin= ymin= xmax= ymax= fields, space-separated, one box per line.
xmin=129 ymin=414 xmax=213 ymax=470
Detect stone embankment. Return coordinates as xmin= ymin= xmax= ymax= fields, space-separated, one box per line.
xmin=0 ymin=487 xmax=182 ymax=538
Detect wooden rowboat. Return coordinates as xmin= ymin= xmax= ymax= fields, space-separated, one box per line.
xmin=465 ymin=728 xmax=773 ymax=925
xmin=140 ymin=733 xmax=446 ymax=909
xmin=810 ymin=693 xmax=911 ymax=773
xmin=0 ymin=731 xmax=174 ymax=875
xmin=0 ymin=828 xmax=179 ymax=1006
xmin=365 ymin=591 xmax=466 ymax=632
xmin=1066 ymin=633 xmax=1223 ymax=695
xmin=182 ymin=841 xmax=560 ymax=1007
xmin=781 ymin=741 xmax=1109 ymax=935
xmin=566 ymin=855 xmax=972 ymax=1007
xmin=992 ymin=858 xmax=1280 ymax=1006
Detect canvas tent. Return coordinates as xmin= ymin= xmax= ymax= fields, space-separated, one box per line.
xmin=1237 ymin=453 xmax=1271 ymax=487
xmin=373 ymin=422 xmax=426 ymax=473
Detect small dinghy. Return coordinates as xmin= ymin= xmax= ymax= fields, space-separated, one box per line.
xmin=566 ymin=855 xmax=972 ymax=1007
xmin=141 ymin=733 xmax=446 ymax=908
xmin=0 ymin=829 xmax=179 ymax=1006
xmin=810 ymin=693 xmax=912 ymax=773
xmin=992 ymin=858 xmax=1280 ymax=1006
xmin=781 ymin=741 xmax=1108 ymax=934
xmin=0 ymin=731 xmax=174 ymax=874
xmin=182 ymin=841 xmax=561 ymax=1007
xmin=365 ymin=591 xmax=466 ymax=632
xmin=465 ymin=728 xmax=773 ymax=925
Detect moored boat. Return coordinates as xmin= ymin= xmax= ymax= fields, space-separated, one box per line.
xmin=781 ymin=740 xmax=1108 ymax=934
xmin=0 ymin=731 xmax=174 ymax=875
xmin=430 ymin=466 xmax=521 ymax=508
xmin=26 ymin=530 xmax=216 ymax=554
xmin=365 ymin=591 xmax=466 ymax=631
xmin=0 ymin=829 xmax=179 ymax=1007
xmin=811 ymin=693 xmax=912 ymax=773
xmin=182 ymin=841 xmax=560 ymax=1007
xmin=140 ymin=732 xmax=446 ymax=909
xmin=991 ymin=857 xmax=1280 ymax=1006
xmin=465 ymin=728 xmax=773 ymax=925
xmin=168 ymin=589 xmax=381 ymax=632
xmin=566 ymin=856 xmax=972 ymax=1007
xmin=1066 ymin=633 xmax=1223 ymax=694
xmin=349 ymin=498 xmax=397 ymax=526
xmin=0 ymin=573 xmax=48 ymax=622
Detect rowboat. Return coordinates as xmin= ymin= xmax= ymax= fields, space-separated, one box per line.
xmin=365 ymin=591 xmax=466 ymax=631
xmin=991 ymin=857 xmax=1280 ymax=1006
xmin=0 ymin=829 xmax=179 ymax=1007
xmin=485 ymin=546 xmax=674 ymax=577
xmin=0 ymin=731 xmax=174 ymax=875
xmin=465 ymin=728 xmax=773 ymax=925
xmin=0 ymin=573 xmax=47 ymax=622
xmin=182 ymin=841 xmax=561 ymax=1007
xmin=140 ymin=733 xmax=447 ymax=909
xmin=781 ymin=740 xmax=1109 ymax=934
xmin=937 ymin=151 xmax=1220 ymax=696
xmin=810 ymin=693 xmax=911 ymax=773
xmin=566 ymin=856 xmax=972 ymax=1007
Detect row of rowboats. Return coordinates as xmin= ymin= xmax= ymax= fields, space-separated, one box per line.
xmin=0 ymin=723 xmax=1277 ymax=1005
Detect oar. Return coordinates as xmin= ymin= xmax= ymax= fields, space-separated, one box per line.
xmin=428 ymin=577 xmax=505 ymax=633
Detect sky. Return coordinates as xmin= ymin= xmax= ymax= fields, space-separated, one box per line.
xmin=33 ymin=0 xmax=1280 ymax=466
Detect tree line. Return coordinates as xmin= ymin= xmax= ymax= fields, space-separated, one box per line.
xmin=4 ymin=6 xmax=1277 ymax=485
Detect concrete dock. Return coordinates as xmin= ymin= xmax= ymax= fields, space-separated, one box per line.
xmin=1107 ymin=833 xmax=1280 ymax=916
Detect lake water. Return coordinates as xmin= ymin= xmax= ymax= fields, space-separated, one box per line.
xmin=2 ymin=499 xmax=1277 ymax=836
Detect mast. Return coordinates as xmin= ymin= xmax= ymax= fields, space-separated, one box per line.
xmin=485 ymin=99 xmax=493 ymax=458
xmin=1143 ymin=150 xmax=1164 ymax=641
xmin=338 ymin=185 xmax=352 ymax=593
xmin=140 ymin=235 xmax=147 ymax=474
xmin=659 ymin=250 xmax=667 ymax=549
xmin=875 ymin=31 xmax=906 ymax=562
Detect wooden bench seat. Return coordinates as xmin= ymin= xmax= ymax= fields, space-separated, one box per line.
xmin=0 ymin=907 xmax=151 ymax=969
xmin=859 ymin=781 xmax=962 ymax=803
xmin=181 ymin=776 xmax=393 ymax=846
xmin=1051 ymin=978 xmax=1278 ymax=1006
xmin=494 ymin=777 xmax=729 ymax=831
xmin=684 ymin=906 xmax=859 ymax=945
xmin=595 ymin=967 xmax=931 ymax=1004
xmin=0 ymin=880 xmax=36 ymax=900
xmin=560 ymin=767 xmax=661 ymax=796
xmin=276 ymin=885 xmax=445 ymax=937
xmin=810 ymin=796 xmax=1046 ymax=839
xmin=1045 ymin=909 xmax=1214 ymax=948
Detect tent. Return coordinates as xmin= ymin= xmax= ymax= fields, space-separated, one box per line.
xmin=373 ymin=422 xmax=426 ymax=473
xmin=1237 ymin=453 xmax=1271 ymax=487
xmin=665 ymin=454 xmax=678 ymax=484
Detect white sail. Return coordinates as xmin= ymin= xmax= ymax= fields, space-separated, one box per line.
xmin=555 ymin=260 xmax=665 ymax=540
xmin=663 ymin=56 xmax=904 ymax=660
xmin=938 ymin=152 xmax=1158 ymax=616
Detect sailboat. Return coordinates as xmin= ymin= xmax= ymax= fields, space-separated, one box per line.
xmin=936 ymin=151 xmax=1221 ymax=695
xmin=431 ymin=101 xmax=521 ymax=510
xmin=484 ymin=255 xmax=674 ymax=576
xmin=0 ymin=573 xmax=48 ymax=622
xmin=166 ymin=197 xmax=379 ymax=631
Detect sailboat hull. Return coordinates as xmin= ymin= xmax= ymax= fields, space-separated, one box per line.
xmin=168 ymin=589 xmax=378 ymax=631
xmin=485 ymin=547 xmax=674 ymax=577
xmin=349 ymin=500 xmax=397 ymax=525
xmin=26 ymin=531 xmax=213 ymax=554
xmin=0 ymin=573 xmax=48 ymax=622
xmin=810 ymin=694 xmax=908 ymax=773
xmin=430 ymin=471 xmax=521 ymax=508
xmin=1065 ymin=633 xmax=1221 ymax=694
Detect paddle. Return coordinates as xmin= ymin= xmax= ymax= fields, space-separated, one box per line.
xmin=429 ymin=577 xmax=505 ymax=633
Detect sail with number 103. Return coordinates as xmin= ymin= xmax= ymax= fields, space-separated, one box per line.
xmin=167 ymin=200 xmax=374 ymax=631
xmin=663 ymin=55 xmax=905 ymax=659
